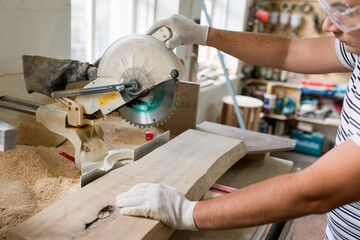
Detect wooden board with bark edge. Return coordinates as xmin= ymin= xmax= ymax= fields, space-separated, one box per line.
xmin=196 ymin=121 xmax=296 ymax=154
xmin=7 ymin=129 xmax=247 ymax=240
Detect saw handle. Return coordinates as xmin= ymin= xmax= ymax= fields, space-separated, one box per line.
xmin=148 ymin=27 xmax=173 ymax=44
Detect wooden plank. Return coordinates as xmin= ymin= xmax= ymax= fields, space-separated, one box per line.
xmin=196 ymin=121 xmax=296 ymax=154
xmin=7 ymin=129 xmax=247 ymax=240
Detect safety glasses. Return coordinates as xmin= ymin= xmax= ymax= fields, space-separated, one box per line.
xmin=318 ymin=0 xmax=360 ymax=32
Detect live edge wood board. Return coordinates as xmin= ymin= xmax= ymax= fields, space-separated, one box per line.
xmin=197 ymin=121 xmax=296 ymax=154
xmin=7 ymin=129 xmax=247 ymax=240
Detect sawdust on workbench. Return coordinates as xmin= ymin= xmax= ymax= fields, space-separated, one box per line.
xmin=16 ymin=115 xmax=67 ymax=147
xmin=0 ymin=143 xmax=80 ymax=240
xmin=101 ymin=115 xmax=167 ymax=150
xmin=0 ymin=114 xmax=165 ymax=239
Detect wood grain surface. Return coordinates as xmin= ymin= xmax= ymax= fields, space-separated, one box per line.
xmin=197 ymin=121 xmax=296 ymax=154
xmin=7 ymin=129 xmax=247 ymax=240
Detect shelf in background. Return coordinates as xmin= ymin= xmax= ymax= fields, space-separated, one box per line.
xmin=294 ymin=116 xmax=340 ymax=127
xmin=261 ymin=113 xmax=293 ymax=121
xmin=242 ymin=79 xmax=300 ymax=89
xmin=261 ymin=113 xmax=340 ymax=127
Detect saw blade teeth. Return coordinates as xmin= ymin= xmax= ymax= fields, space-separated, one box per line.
xmin=118 ymin=79 xmax=180 ymax=128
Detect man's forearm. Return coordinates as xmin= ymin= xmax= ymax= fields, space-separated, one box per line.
xmin=206 ymin=28 xmax=291 ymax=70
xmin=193 ymin=139 xmax=360 ymax=230
xmin=206 ymin=28 xmax=346 ymax=74
xmin=193 ymin=172 xmax=312 ymax=230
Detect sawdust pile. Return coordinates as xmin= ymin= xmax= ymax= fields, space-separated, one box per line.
xmin=16 ymin=116 xmax=67 ymax=147
xmin=0 ymin=114 xmax=165 ymax=239
xmin=0 ymin=144 xmax=80 ymax=239
xmin=101 ymin=115 xmax=166 ymax=150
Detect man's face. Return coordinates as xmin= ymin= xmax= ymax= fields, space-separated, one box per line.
xmin=321 ymin=0 xmax=360 ymax=55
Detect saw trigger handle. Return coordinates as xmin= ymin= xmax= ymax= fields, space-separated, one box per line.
xmin=148 ymin=26 xmax=172 ymax=44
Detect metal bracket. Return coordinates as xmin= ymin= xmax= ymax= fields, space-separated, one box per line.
xmin=51 ymin=81 xmax=139 ymax=98
xmin=0 ymin=121 xmax=16 ymax=152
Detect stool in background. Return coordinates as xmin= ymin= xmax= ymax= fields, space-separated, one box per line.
xmin=220 ymin=95 xmax=264 ymax=131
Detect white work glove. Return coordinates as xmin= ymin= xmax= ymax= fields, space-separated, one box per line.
xmin=147 ymin=14 xmax=209 ymax=49
xmin=116 ymin=183 xmax=198 ymax=231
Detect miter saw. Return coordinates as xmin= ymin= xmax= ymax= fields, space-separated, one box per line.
xmin=0 ymin=27 xmax=184 ymax=186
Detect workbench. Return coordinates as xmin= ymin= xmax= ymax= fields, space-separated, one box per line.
xmin=5 ymin=118 xmax=298 ymax=240
xmin=171 ymin=155 xmax=297 ymax=240
xmin=170 ymin=121 xmax=297 ymax=240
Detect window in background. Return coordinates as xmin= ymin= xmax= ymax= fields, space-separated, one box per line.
xmin=198 ymin=0 xmax=248 ymax=76
xmin=71 ymin=0 xmax=247 ymax=78
xmin=71 ymin=0 xmax=155 ymax=63
xmin=71 ymin=0 xmax=92 ymax=62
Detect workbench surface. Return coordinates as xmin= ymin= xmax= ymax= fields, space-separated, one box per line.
xmin=170 ymin=156 xmax=295 ymax=240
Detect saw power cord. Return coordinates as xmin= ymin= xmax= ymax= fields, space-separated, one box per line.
xmin=200 ymin=0 xmax=246 ymax=129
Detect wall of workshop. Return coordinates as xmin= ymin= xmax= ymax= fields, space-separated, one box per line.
xmin=0 ymin=0 xmax=70 ymax=127
xmin=197 ymin=76 xmax=241 ymax=124
xmin=203 ymin=0 xmax=253 ymax=72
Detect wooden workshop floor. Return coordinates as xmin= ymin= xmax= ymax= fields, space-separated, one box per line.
xmin=271 ymin=151 xmax=327 ymax=239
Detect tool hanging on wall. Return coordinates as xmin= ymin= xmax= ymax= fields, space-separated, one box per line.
xmin=255 ymin=9 xmax=270 ymax=33
xmin=256 ymin=8 xmax=270 ymax=79
xmin=279 ymin=2 xmax=291 ymax=36
xmin=268 ymin=5 xmax=279 ymax=34
xmin=279 ymin=3 xmax=292 ymax=82
xmin=313 ymin=13 xmax=321 ymax=33
xmin=265 ymin=2 xmax=280 ymax=81
xmin=246 ymin=1 xmax=268 ymax=33
xmin=290 ymin=13 xmax=302 ymax=38
xmin=299 ymin=2 xmax=313 ymax=14
xmin=279 ymin=11 xmax=290 ymax=36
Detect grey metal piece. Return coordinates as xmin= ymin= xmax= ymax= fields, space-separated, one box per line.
xmin=0 ymin=121 xmax=16 ymax=152
xmin=118 ymin=79 xmax=178 ymax=127
xmin=251 ymin=225 xmax=268 ymax=240
xmin=51 ymin=81 xmax=139 ymax=98
xmin=0 ymin=96 xmax=44 ymax=115
xmin=80 ymin=131 xmax=171 ymax=187
xmin=134 ymin=130 xmax=170 ymax=160
xmin=80 ymin=161 xmax=124 ymax=188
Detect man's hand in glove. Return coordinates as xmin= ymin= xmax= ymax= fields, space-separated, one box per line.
xmin=116 ymin=183 xmax=198 ymax=231
xmin=147 ymin=14 xmax=209 ymax=49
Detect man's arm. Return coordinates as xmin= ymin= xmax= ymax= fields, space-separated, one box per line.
xmin=194 ymin=138 xmax=360 ymax=229
xmin=147 ymin=14 xmax=350 ymax=74
xmin=206 ymin=28 xmax=349 ymax=74
xmin=116 ymin=138 xmax=360 ymax=231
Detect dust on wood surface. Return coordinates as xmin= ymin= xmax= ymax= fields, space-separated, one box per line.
xmin=0 ymin=114 xmax=165 ymax=240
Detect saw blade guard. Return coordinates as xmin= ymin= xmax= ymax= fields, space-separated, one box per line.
xmin=75 ymin=33 xmax=184 ymax=116
xmin=98 ymin=34 xmax=184 ymax=86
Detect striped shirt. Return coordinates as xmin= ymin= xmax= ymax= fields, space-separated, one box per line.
xmin=325 ymin=39 xmax=360 ymax=240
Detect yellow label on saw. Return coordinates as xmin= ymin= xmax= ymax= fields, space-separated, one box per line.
xmin=98 ymin=92 xmax=118 ymax=108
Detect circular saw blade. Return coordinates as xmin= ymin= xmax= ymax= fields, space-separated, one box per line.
xmin=96 ymin=34 xmax=184 ymax=127
xmin=117 ymin=79 xmax=178 ymax=127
